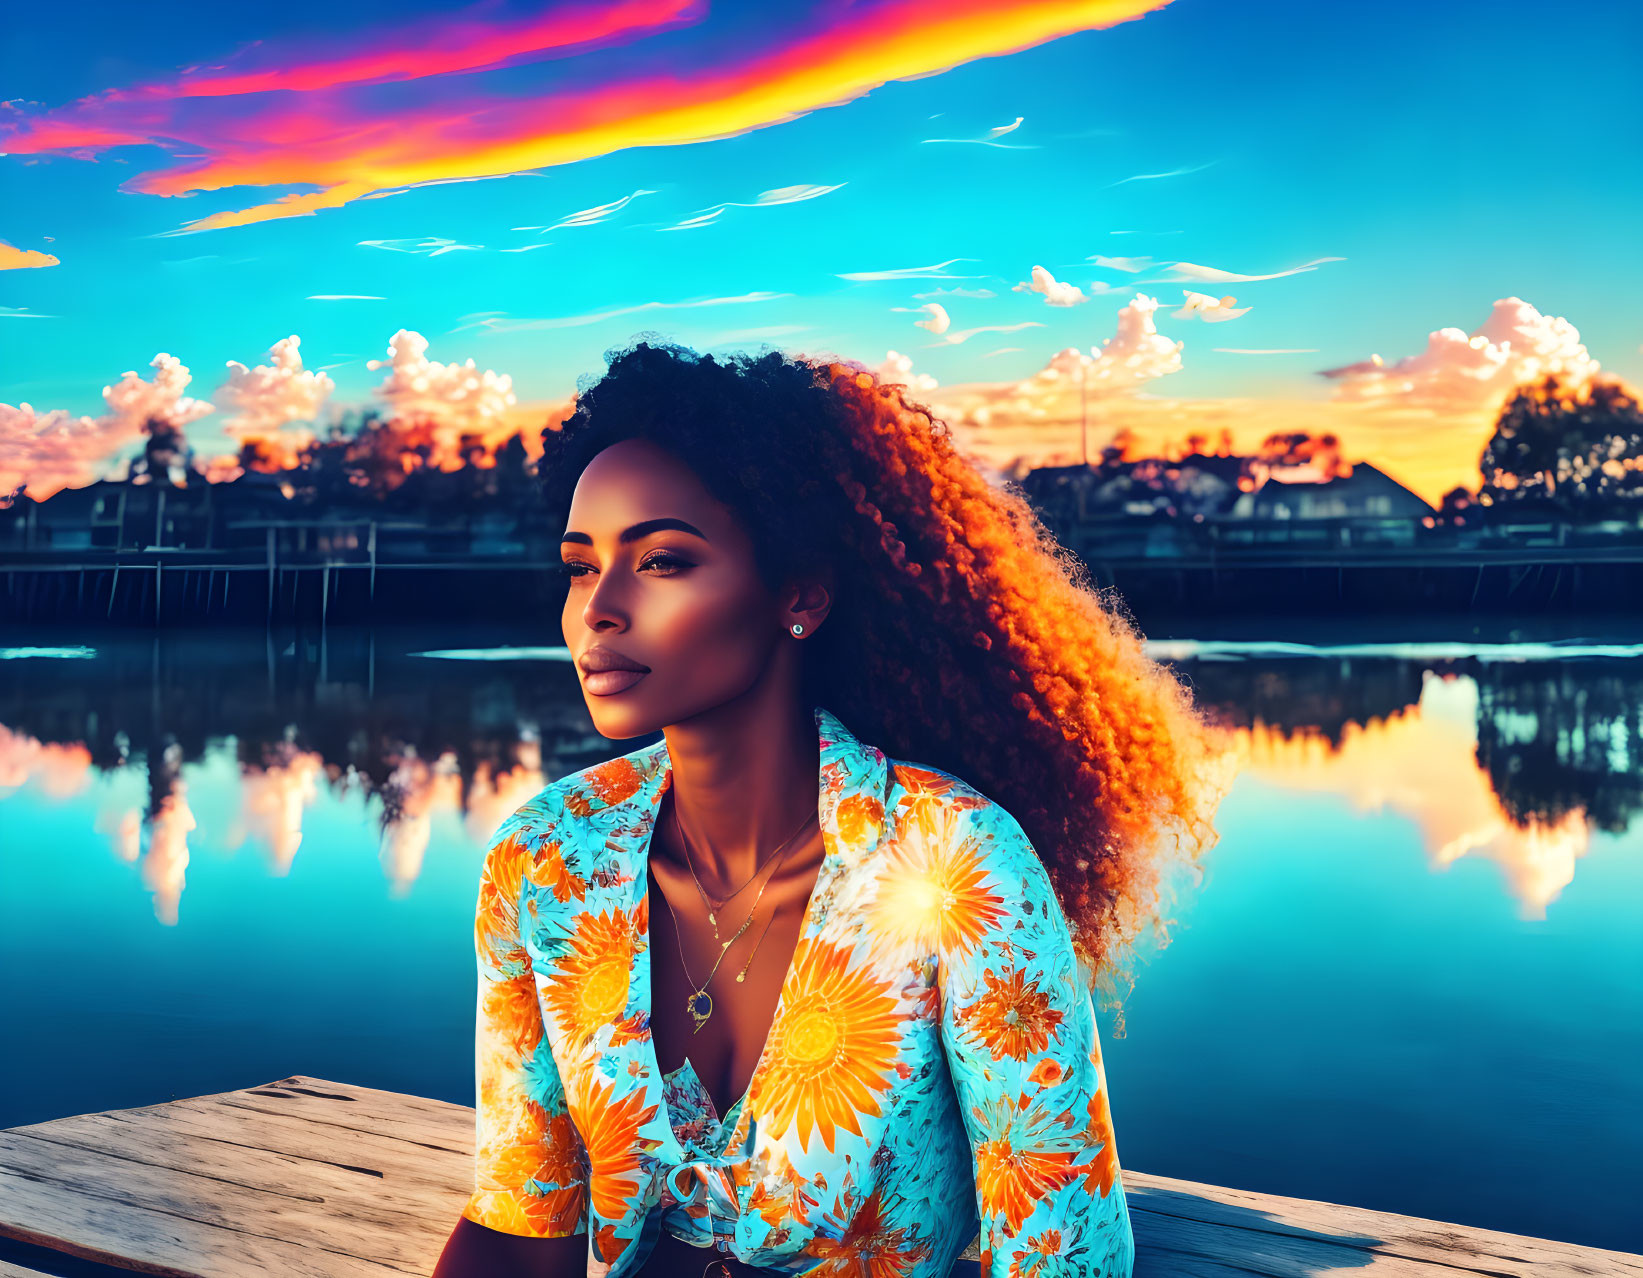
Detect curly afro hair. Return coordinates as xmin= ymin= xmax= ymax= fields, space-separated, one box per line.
xmin=537 ymin=336 xmax=1227 ymax=1009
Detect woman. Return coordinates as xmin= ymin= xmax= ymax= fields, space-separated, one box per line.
xmin=433 ymin=340 xmax=1223 ymax=1278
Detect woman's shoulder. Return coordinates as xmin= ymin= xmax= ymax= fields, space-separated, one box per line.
xmin=879 ymin=756 xmax=1039 ymax=868
xmin=494 ymin=738 xmax=666 ymax=843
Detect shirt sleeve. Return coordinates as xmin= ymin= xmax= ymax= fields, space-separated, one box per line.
xmin=460 ymin=810 xmax=589 ymax=1238
xmin=937 ymin=802 xmax=1136 ymax=1278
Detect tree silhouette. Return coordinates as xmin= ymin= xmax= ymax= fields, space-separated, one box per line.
xmin=129 ymin=416 xmax=190 ymax=485
xmin=1479 ymin=373 xmax=1643 ymax=509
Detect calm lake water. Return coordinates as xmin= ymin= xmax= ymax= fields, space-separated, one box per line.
xmin=2 ymin=617 xmax=1639 ymax=1255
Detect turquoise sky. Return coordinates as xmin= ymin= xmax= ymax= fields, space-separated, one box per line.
xmin=3 ymin=0 xmax=1640 ymax=476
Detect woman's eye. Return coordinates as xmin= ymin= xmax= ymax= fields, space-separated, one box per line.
xmin=640 ymin=552 xmax=692 ymax=575
xmin=558 ymin=553 xmax=691 ymax=581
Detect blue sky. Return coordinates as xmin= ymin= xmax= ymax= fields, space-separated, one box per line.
xmin=3 ymin=0 xmax=1640 ymax=499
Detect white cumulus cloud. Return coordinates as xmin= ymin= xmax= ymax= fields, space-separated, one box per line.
xmin=103 ymin=353 xmax=216 ymax=432
xmin=2 ymin=352 xmax=217 ymax=500
xmin=1173 ymin=290 xmax=1251 ymax=322
xmin=871 ymin=350 xmax=938 ymax=394
xmin=891 ymin=302 xmax=951 ymax=334
xmin=217 ymin=335 xmax=335 ymax=438
xmin=1012 ymin=265 xmax=1087 ymax=307
xmin=1319 ymin=296 xmax=1600 ymax=410
xmin=368 ymin=329 xmax=517 ymax=427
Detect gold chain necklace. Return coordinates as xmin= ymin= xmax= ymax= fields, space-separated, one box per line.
xmin=675 ymin=802 xmax=817 ymax=942
xmin=656 ymin=823 xmax=804 ymax=1032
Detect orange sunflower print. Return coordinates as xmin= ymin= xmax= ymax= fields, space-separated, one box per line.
xmin=481 ymin=969 xmax=544 ymax=1058
xmin=971 ymin=1100 xmax=1081 ymax=1232
xmin=955 ymin=966 xmax=1066 ymax=1061
xmin=833 ymin=790 xmax=885 ymax=847
xmin=465 ymin=706 xmax=1136 ymax=1275
xmin=747 ymin=936 xmax=900 ymax=1152
xmin=566 ymin=1066 xmax=662 ymax=1223
xmin=1081 ymin=1078 xmax=1121 ymax=1199
xmin=544 ymin=908 xmax=636 ymax=1045
xmin=526 ymin=838 xmax=587 ymax=903
xmin=868 ymin=807 xmax=1004 ymax=965
xmin=806 ymin=1185 xmax=931 ymax=1277
xmin=565 ymin=756 xmax=647 ymax=816
xmin=1008 ymin=1228 xmax=1063 ymax=1278
xmin=477 ymin=828 xmax=530 ymax=970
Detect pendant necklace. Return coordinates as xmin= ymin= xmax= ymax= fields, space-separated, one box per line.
xmin=676 ymin=802 xmax=817 ymax=944
xmin=657 ymin=808 xmax=809 ymax=1032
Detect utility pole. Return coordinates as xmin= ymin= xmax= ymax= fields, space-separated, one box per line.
xmin=1080 ymin=352 xmax=1090 ymax=468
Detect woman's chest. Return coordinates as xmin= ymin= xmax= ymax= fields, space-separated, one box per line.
xmin=522 ymin=827 xmax=951 ymax=1161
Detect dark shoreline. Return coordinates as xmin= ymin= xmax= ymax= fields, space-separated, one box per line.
xmin=3 ymin=543 xmax=1643 ymax=625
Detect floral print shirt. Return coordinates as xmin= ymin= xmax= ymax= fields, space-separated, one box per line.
xmin=462 ymin=704 xmax=1136 ymax=1278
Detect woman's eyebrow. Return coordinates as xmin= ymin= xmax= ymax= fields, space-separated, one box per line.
xmin=559 ymin=517 xmax=709 ymax=546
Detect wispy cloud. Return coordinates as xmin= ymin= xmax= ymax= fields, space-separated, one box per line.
xmin=912 ymin=286 xmax=995 ymax=300
xmin=659 ymin=183 xmax=846 ymax=231
xmin=837 ymin=257 xmax=978 ymax=282
xmin=358 ymin=236 xmax=484 ymax=256
xmin=926 ymin=320 xmax=1046 ymax=346
xmin=1089 ymin=255 xmax=1153 ymax=273
xmin=0 ymin=306 xmax=57 ymax=319
xmin=449 ymin=290 xmax=792 ymax=334
xmin=1104 ymin=159 xmax=1219 ymax=187
xmin=307 ymin=294 xmax=386 ymax=301
xmin=514 ymin=189 xmax=657 ymax=234
xmin=920 ymin=116 xmax=1036 ymax=148
xmin=0 ymin=1 xmax=1168 ymax=232
xmin=1162 ymin=256 xmax=1345 ymax=283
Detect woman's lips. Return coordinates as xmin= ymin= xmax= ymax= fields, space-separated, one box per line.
xmin=584 ymin=668 xmax=649 ymax=696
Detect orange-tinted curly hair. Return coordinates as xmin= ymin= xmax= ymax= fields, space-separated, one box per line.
xmin=538 ymin=337 xmax=1227 ymax=1011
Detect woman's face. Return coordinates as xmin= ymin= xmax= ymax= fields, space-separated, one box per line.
xmin=559 ymin=436 xmax=799 ymax=740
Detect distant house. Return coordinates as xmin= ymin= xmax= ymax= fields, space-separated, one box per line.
xmin=1228 ymin=462 xmax=1433 ymax=520
xmin=1019 ymin=453 xmax=1248 ymax=527
xmin=6 ymin=479 xmax=141 ymax=550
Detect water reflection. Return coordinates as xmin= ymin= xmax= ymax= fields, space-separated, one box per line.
xmin=1171 ymin=638 xmax=1641 ymax=918
xmin=0 ymin=630 xmax=1638 ymax=924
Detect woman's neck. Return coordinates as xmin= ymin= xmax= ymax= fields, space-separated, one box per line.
xmin=657 ymin=694 xmax=820 ymax=895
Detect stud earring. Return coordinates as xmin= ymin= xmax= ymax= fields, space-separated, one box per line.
xmin=791 ymin=623 xmax=804 ymax=636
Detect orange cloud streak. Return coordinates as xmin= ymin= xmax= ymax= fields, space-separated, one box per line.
xmin=150 ymin=0 xmax=704 ymax=99
xmin=0 ymin=242 xmax=60 ymax=270
xmin=4 ymin=0 xmax=1170 ymax=232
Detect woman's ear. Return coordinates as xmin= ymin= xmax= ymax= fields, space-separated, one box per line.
xmin=784 ymin=567 xmax=834 ymax=637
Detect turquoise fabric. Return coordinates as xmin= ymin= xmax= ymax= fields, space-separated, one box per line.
xmin=463 ymin=704 xmax=1135 ymax=1278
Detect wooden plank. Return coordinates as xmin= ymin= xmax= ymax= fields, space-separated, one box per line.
xmin=0 ymin=1077 xmax=470 ymax=1278
xmin=3 ymin=1076 xmax=1638 ymax=1278
xmin=0 ymin=1168 xmax=412 ymax=1278
xmin=96 ymin=1100 xmax=470 ymax=1192
xmin=0 ymin=1136 xmax=439 ymax=1274
xmin=1122 ymin=1170 xmax=1643 ymax=1277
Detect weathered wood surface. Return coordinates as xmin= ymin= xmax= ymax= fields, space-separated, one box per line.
xmin=0 ymin=1075 xmax=1638 ymax=1277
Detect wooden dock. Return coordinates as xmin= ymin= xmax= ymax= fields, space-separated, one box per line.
xmin=1 ymin=1075 xmax=1638 ymax=1276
